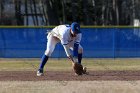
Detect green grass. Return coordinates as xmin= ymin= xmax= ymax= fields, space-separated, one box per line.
xmin=0 ymin=58 xmax=140 ymax=71
xmin=87 ymin=58 xmax=140 ymax=71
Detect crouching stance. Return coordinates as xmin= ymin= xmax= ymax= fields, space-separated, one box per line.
xmin=37 ymin=22 xmax=87 ymax=76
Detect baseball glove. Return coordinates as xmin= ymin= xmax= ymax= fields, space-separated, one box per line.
xmin=73 ymin=62 xmax=84 ymax=75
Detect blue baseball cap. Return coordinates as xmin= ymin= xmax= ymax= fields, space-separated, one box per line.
xmin=71 ymin=22 xmax=81 ymax=34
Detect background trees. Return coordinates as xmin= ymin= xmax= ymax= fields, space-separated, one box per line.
xmin=0 ymin=0 xmax=139 ymax=26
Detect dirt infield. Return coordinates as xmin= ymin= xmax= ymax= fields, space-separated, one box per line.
xmin=0 ymin=70 xmax=140 ymax=81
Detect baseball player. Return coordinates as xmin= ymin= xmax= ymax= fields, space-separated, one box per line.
xmin=37 ymin=22 xmax=85 ymax=76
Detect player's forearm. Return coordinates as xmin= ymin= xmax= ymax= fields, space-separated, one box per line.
xmin=62 ymin=45 xmax=74 ymax=63
xmin=68 ymin=55 xmax=79 ymax=63
xmin=63 ymin=45 xmax=71 ymax=57
xmin=68 ymin=55 xmax=74 ymax=63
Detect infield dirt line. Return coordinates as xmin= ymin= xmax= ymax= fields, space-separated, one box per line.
xmin=0 ymin=70 xmax=140 ymax=81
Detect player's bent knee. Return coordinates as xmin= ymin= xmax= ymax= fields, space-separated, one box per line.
xmin=78 ymin=46 xmax=83 ymax=54
xmin=45 ymin=50 xmax=53 ymax=56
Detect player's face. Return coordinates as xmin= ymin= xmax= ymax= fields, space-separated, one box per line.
xmin=70 ymin=29 xmax=77 ymax=37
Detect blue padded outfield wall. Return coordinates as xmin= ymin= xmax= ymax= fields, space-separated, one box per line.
xmin=0 ymin=27 xmax=140 ymax=58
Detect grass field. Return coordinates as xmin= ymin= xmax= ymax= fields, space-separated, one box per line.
xmin=0 ymin=58 xmax=140 ymax=71
xmin=0 ymin=58 xmax=140 ymax=93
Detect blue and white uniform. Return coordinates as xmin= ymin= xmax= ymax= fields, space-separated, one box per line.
xmin=45 ymin=25 xmax=83 ymax=57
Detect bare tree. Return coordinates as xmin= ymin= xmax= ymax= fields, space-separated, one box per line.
xmin=38 ymin=0 xmax=46 ymax=25
xmin=25 ymin=0 xmax=29 ymax=25
xmin=14 ymin=0 xmax=23 ymax=25
xmin=101 ymin=0 xmax=105 ymax=25
xmin=71 ymin=0 xmax=78 ymax=22
xmin=29 ymin=0 xmax=36 ymax=25
xmin=112 ymin=0 xmax=119 ymax=25
xmin=40 ymin=0 xmax=49 ymax=25
xmin=61 ymin=0 xmax=66 ymax=23
xmin=0 ymin=0 xmax=140 ymax=26
xmin=131 ymin=0 xmax=140 ymax=25
xmin=83 ymin=0 xmax=94 ymax=25
xmin=45 ymin=0 xmax=59 ymax=25
xmin=0 ymin=0 xmax=4 ymax=25
xmin=32 ymin=0 xmax=39 ymax=25
xmin=0 ymin=0 xmax=4 ymax=18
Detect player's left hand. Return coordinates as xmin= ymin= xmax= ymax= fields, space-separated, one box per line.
xmin=72 ymin=62 xmax=84 ymax=75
